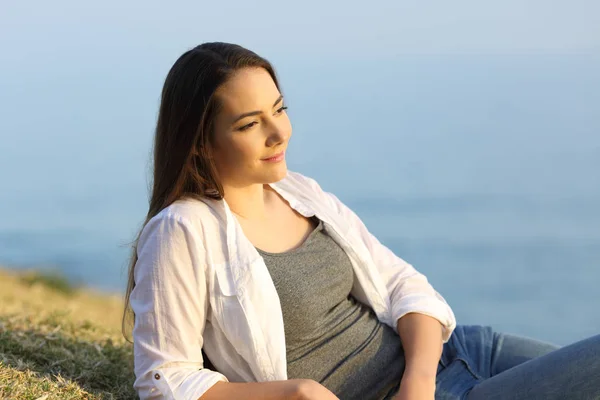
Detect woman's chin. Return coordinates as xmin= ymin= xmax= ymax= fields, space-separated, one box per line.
xmin=263 ymin=164 xmax=288 ymax=182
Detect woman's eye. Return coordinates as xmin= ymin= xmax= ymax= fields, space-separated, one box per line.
xmin=239 ymin=121 xmax=257 ymax=131
xmin=238 ymin=106 xmax=287 ymax=131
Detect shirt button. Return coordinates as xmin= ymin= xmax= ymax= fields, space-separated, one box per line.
xmin=154 ymin=373 xmax=160 ymax=380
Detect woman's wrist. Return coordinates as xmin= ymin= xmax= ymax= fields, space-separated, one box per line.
xmin=403 ymin=367 xmax=438 ymax=380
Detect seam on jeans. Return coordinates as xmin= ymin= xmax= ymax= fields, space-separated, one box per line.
xmin=455 ymin=356 xmax=484 ymax=381
xmin=463 ymin=386 xmax=476 ymax=400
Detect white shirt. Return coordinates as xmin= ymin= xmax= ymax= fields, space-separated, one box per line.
xmin=130 ymin=170 xmax=457 ymax=400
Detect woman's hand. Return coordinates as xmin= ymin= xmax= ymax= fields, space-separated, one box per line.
xmin=290 ymin=379 xmax=340 ymax=400
xmin=391 ymin=373 xmax=436 ymax=400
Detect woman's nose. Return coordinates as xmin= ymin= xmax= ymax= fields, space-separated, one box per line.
xmin=266 ymin=125 xmax=289 ymax=147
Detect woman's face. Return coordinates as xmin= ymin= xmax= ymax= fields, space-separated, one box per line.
xmin=211 ymin=67 xmax=292 ymax=189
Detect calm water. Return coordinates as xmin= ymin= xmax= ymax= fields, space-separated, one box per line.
xmin=1 ymin=55 xmax=598 ymax=346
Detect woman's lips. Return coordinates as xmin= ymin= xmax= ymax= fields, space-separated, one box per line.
xmin=261 ymin=151 xmax=285 ymax=162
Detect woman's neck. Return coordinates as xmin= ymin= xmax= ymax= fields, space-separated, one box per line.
xmin=223 ymin=183 xmax=278 ymax=222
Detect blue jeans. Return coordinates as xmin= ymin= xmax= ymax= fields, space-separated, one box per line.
xmin=433 ymin=324 xmax=600 ymax=400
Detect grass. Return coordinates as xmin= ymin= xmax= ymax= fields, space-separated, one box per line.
xmin=0 ymin=267 xmax=136 ymax=399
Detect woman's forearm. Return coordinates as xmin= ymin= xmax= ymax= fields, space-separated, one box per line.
xmin=200 ymin=379 xmax=338 ymax=400
xmin=397 ymin=312 xmax=444 ymax=378
xmin=200 ymin=380 xmax=300 ymax=400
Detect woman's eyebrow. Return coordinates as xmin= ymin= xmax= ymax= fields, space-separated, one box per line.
xmin=231 ymin=94 xmax=284 ymax=124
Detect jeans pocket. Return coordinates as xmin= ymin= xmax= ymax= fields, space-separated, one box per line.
xmin=435 ymin=356 xmax=481 ymax=400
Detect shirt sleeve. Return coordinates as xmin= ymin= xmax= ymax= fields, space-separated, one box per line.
xmin=304 ymin=176 xmax=457 ymax=343
xmin=130 ymin=212 xmax=229 ymax=400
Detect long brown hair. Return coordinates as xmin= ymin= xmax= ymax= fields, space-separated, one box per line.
xmin=122 ymin=42 xmax=282 ymax=342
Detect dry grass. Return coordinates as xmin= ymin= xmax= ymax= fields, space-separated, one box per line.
xmin=0 ymin=268 xmax=136 ymax=399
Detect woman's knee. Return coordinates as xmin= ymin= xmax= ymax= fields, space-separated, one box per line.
xmin=491 ymin=332 xmax=560 ymax=375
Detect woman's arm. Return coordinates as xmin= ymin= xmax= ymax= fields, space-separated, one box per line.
xmin=344 ymin=203 xmax=456 ymax=342
xmin=131 ymin=213 xmax=229 ymax=400
xmin=392 ymin=313 xmax=443 ymax=399
xmin=200 ymin=380 xmax=339 ymax=400
xmin=397 ymin=313 xmax=444 ymax=377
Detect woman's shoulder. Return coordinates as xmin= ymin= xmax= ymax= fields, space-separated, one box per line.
xmin=142 ymin=196 xmax=224 ymax=238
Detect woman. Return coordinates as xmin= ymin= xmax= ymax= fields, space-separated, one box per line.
xmin=122 ymin=42 xmax=600 ymax=400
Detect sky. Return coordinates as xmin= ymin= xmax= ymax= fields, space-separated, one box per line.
xmin=1 ymin=1 xmax=599 ymax=209
xmin=1 ymin=0 xmax=599 ymax=67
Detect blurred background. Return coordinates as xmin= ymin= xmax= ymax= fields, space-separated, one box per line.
xmin=0 ymin=1 xmax=598 ymax=346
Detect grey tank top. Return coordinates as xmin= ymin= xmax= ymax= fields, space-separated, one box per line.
xmin=256 ymin=216 xmax=405 ymax=400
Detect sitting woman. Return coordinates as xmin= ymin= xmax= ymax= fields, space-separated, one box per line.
xmin=122 ymin=42 xmax=600 ymax=400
